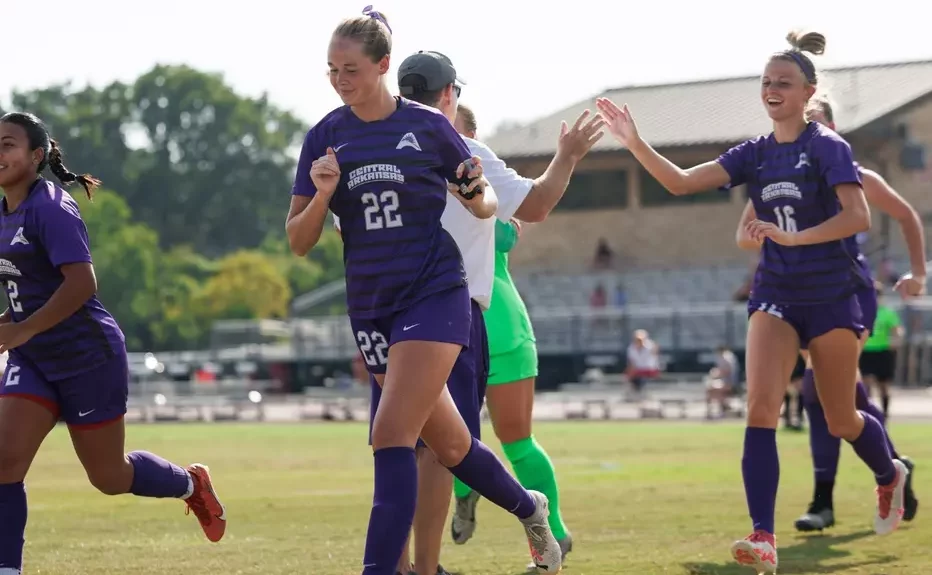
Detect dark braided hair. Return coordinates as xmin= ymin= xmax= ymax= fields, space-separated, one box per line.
xmin=0 ymin=112 xmax=101 ymax=200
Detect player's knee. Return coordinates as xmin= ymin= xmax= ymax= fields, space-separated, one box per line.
xmin=823 ymin=410 xmax=861 ymax=440
xmin=492 ymin=414 xmax=531 ymax=445
xmin=744 ymin=393 xmax=781 ymax=427
xmin=430 ymin=434 xmax=472 ymax=467
xmin=371 ymin=419 xmax=419 ymax=450
xmin=85 ymin=465 xmax=131 ymax=496
xmin=0 ymin=444 xmax=32 ymax=482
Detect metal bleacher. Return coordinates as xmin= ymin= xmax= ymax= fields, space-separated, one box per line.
xmin=515 ymin=265 xmax=750 ymax=309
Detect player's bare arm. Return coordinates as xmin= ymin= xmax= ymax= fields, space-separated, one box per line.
xmin=788 ymin=183 xmax=870 ymax=246
xmin=861 ymin=168 xmax=927 ymax=286
xmin=449 ymin=157 xmax=498 ymax=219
xmin=286 ymin=147 xmax=340 ymax=256
xmin=512 ymin=110 xmax=605 ymax=223
xmin=0 ymin=262 xmax=97 ymax=353
xmin=736 ymin=200 xmax=762 ymax=251
xmin=24 ymin=262 xmax=96 ymax=333
xmin=596 ymin=98 xmax=731 ymax=195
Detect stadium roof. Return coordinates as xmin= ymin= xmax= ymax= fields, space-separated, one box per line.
xmin=485 ymin=59 xmax=932 ymax=159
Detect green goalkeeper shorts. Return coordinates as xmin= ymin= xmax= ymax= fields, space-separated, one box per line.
xmin=487 ymin=340 xmax=538 ymax=386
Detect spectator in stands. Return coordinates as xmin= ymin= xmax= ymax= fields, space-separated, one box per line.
xmin=593 ymin=238 xmax=614 ymax=269
xmin=706 ymin=345 xmax=739 ymax=419
xmin=613 ymin=284 xmax=627 ymax=307
xmin=590 ymin=284 xmax=607 ymax=308
xmin=590 ymin=284 xmax=608 ymax=331
xmin=626 ymin=329 xmax=660 ymax=394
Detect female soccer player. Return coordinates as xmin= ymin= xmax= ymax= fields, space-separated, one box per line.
xmin=597 ymin=31 xmax=907 ymax=574
xmin=451 ymin=214 xmax=574 ymax=566
xmin=450 ymin=104 xmax=583 ymax=568
xmin=736 ymin=95 xmax=924 ymax=533
xmin=0 ymin=112 xmax=225 ymax=575
xmin=284 ymin=8 xmax=562 ymax=574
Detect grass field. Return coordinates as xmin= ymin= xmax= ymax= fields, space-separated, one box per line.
xmin=20 ymin=420 xmax=932 ymax=574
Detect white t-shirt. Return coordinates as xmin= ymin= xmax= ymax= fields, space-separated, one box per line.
xmin=715 ymin=350 xmax=738 ymax=386
xmin=334 ymin=136 xmax=533 ymax=310
xmin=627 ymin=341 xmax=659 ymax=371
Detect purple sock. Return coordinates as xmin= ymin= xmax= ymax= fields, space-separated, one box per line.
xmin=742 ymin=427 xmax=779 ymax=534
xmin=363 ymin=447 xmax=417 ymax=575
xmin=855 ymin=381 xmax=900 ymax=459
xmin=447 ymin=437 xmax=536 ymax=519
xmin=126 ymin=451 xmax=191 ymax=498
xmin=847 ymin=411 xmax=897 ymax=486
xmin=804 ymin=395 xmax=841 ymax=483
xmin=0 ymin=482 xmax=25 ymax=571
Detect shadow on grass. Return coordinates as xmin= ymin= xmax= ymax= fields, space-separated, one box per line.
xmin=682 ymin=530 xmax=897 ymax=574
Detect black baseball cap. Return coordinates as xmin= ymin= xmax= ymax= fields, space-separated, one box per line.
xmin=397 ymin=51 xmax=465 ymax=96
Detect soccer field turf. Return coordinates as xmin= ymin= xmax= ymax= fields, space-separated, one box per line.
xmin=21 ymin=421 xmax=931 ymax=574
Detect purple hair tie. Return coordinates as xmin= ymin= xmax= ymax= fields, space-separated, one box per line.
xmin=362 ymin=5 xmax=392 ymax=33
xmin=787 ymin=51 xmax=816 ymax=83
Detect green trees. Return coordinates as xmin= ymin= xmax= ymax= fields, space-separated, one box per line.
xmin=9 ymin=65 xmax=343 ymax=350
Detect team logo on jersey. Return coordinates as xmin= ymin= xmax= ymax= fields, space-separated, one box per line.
xmin=0 ymin=259 xmax=22 ymax=277
xmin=346 ymin=164 xmax=405 ymax=190
xmin=9 ymin=227 xmax=28 ymax=246
xmin=761 ymin=182 xmax=802 ymax=202
xmin=396 ymin=132 xmax=422 ymax=152
xmin=794 ymin=152 xmax=810 ymax=169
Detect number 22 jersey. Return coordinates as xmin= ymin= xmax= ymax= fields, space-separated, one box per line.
xmin=717 ymin=122 xmax=870 ymax=305
xmin=292 ymin=98 xmax=471 ymax=319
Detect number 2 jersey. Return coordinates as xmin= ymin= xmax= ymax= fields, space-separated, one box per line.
xmin=718 ymin=121 xmax=870 ymax=305
xmin=0 ymin=179 xmax=125 ymax=381
xmin=292 ymin=98 xmax=471 ymax=319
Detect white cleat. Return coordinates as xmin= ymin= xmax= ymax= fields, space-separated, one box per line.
xmin=520 ymin=491 xmax=562 ymax=574
xmin=874 ymin=459 xmax=908 ymax=536
xmin=451 ymin=490 xmax=480 ymax=545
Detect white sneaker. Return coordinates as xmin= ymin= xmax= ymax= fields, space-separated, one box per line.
xmin=520 ymin=491 xmax=562 ymax=574
xmin=450 ymin=490 xmax=480 ymax=545
xmin=874 ymin=459 xmax=908 ymax=535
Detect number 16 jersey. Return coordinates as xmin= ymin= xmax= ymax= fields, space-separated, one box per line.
xmin=717 ymin=122 xmax=869 ymax=305
xmin=292 ymin=98 xmax=471 ymax=319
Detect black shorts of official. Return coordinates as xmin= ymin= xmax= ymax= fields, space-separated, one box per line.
xmin=859 ymin=349 xmax=896 ymax=382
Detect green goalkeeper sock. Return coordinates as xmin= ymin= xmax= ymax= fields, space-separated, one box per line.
xmin=453 ymin=476 xmax=473 ymax=499
xmin=502 ymin=435 xmax=568 ymax=540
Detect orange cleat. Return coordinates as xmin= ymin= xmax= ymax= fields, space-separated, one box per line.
xmin=184 ymin=464 xmax=226 ymax=542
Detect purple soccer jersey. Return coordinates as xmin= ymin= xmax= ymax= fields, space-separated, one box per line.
xmin=292 ymin=98 xmax=471 ymax=320
xmin=0 ymin=179 xmax=124 ymax=381
xmin=719 ymin=122 xmax=870 ymax=305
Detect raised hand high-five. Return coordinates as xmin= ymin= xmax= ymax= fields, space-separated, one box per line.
xmin=555 ymin=109 xmax=606 ymax=163
xmin=595 ymin=98 xmax=641 ymax=148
